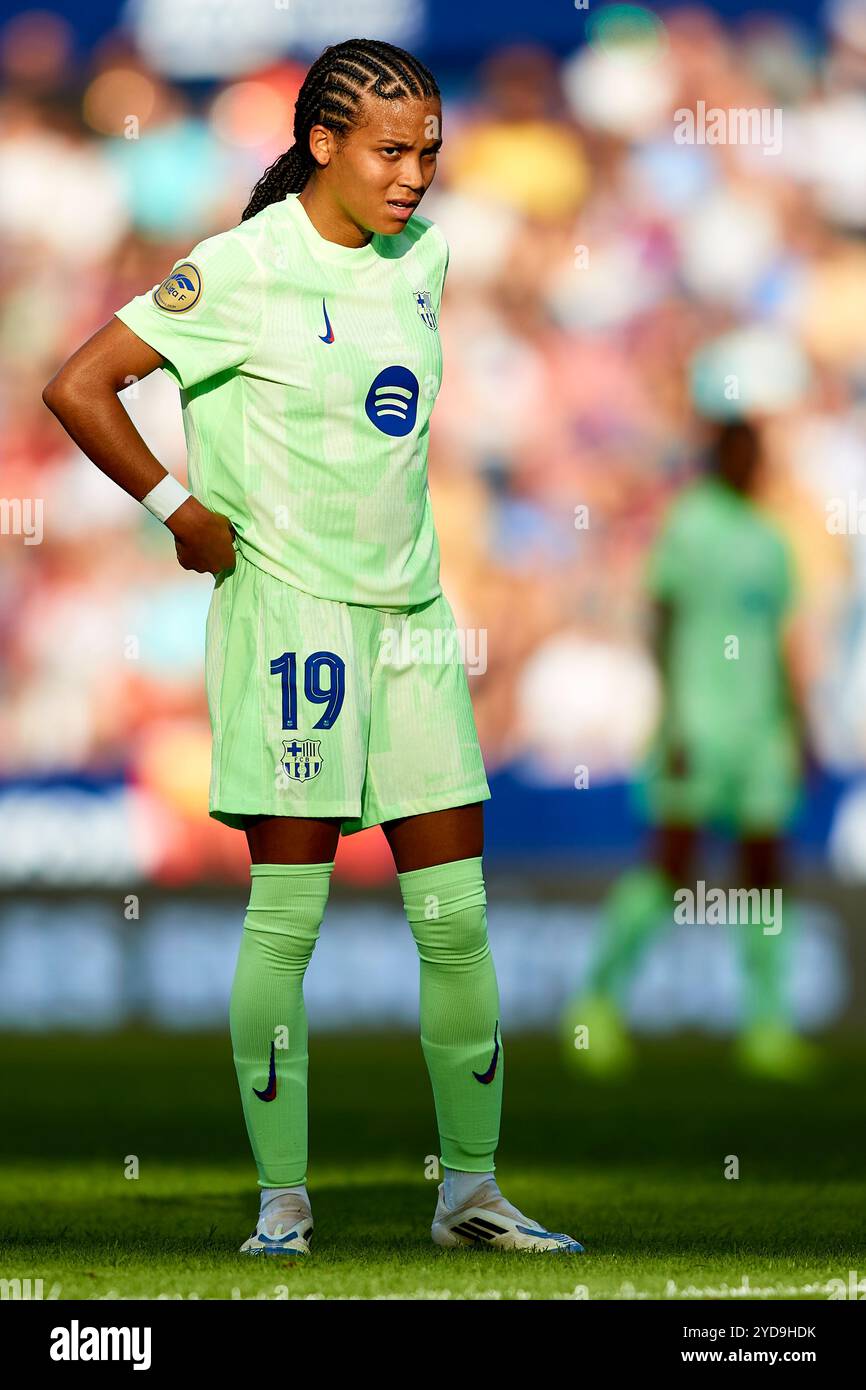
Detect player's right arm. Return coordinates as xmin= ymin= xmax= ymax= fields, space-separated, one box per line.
xmin=648 ymin=596 xmax=688 ymax=777
xmin=645 ymin=492 xmax=692 ymax=777
xmin=42 ymin=316 xmax=237 ymax=575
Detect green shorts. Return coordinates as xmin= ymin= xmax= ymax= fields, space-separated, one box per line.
xmin=636 ymin=720 xmax=802 ymax=835
xmin=204 ymin=551 xmax=491 ymax=834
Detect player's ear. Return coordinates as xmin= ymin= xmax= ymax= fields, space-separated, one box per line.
xmin=308 ymin=124 xmax=333 ymax=170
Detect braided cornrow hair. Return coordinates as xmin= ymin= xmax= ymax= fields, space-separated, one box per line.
xmin=241 ymin=37 xmax=440 ymax=220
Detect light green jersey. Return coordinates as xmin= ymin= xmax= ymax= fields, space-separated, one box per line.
xmin=646 ymin=475 xmax=796 ymax=735
xmin=115 ymin=192 xmax=449 ymax=609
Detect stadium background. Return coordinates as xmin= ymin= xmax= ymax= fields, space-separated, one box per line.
xmin=4 ymin=0 xmax=866 ymax=1308
xmin=2 ymin=0 xmax=866 ymax=1040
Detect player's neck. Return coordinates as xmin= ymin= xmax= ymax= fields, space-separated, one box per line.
xmin=296 ymin=185 xmax=374 ymax=251
xmin=711 ymin=473 xmax=750 ymax=502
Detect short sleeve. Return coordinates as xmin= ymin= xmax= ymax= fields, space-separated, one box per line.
xmin=114 ymin=229 xmax=262 ymax=390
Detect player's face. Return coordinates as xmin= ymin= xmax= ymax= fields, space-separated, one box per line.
xmin=334 ymin=95 xmax=443 ymax=235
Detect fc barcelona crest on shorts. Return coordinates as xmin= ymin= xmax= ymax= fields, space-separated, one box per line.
xmin=280 ymin=739 xmax=323 ymax=781
xmin=414 ymin=289 xmax=437 ymax=331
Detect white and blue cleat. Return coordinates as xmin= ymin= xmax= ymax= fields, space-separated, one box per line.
xmin=431 ymin=1180 xmax=585 ymax=1253
xmin=239 ymin=1196 xmax=313 ymax=1256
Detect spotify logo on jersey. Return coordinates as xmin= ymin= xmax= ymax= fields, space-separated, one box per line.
xmin=364 ymin=365 xmax=419 ymax=436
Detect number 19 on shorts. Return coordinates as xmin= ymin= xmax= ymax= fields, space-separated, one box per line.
xmin=269 ymin=650 xmax=346 ymax=729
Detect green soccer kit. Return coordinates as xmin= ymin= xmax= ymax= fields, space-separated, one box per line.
xmin=577 ymin=477 xmax=805 ymax=1051
xmin=205 ymin=550 xmax=489 ymax=831
xmin=640 ymin=474 xmax=801 ymax=833
xmin=116 ymin=193 xmax=490 ymax=829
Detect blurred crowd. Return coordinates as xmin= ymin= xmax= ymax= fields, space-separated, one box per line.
xmin=3 ymin=3 xmax=866 ymax=879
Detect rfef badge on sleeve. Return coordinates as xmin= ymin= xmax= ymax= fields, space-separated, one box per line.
xmin=153 ymin=262 xmax=202 ymax=313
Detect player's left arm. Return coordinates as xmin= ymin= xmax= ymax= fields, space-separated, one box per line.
xmin=779 ymin=612 xmax=813 ymax=771
xmin=776 ymin=539 xmax=813 ymax=774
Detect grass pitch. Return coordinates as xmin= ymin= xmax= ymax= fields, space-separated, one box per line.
xmin=1 ymin=1030 xmax=864 ymax=1301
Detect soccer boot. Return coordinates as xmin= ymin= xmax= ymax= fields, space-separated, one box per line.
xmin=431 ymin=1179 xmax=584 ymax=1253
xmin=560 ymin=991 xmax=635 ymax=1078
xmin=733 ymin=1022 xmax=823 ymax=1082
xmin=239 ymin=1193 xmax=313 ymax=1256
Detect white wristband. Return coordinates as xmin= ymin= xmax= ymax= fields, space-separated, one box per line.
xmin=141 ymin=473 xmax=192 ymax=523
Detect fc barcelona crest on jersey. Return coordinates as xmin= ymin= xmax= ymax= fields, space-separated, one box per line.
xmin=280 ymin=739 xmax=323 ymax=782
xmin=414 ymin=289 xmax=438 ymax=331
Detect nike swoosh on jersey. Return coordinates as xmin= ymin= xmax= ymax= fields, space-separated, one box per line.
xmin=318 ymin=297 xmax=335 ymax=343
xmin=253 ymin=1041 xmax=278 ymax=1101
xmin=472 ymin=1020 xmax=501 ymax=1084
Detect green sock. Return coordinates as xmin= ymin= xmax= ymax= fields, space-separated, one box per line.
xmin=397 ymin=856 xmax=502 ymax=1173
xmin=588 ymin=865 xmax=673 ymax=1004
xmin=735 ymin=892 xmax=796 ymax=1030
xmin=229 ymin=861 xmax=334 ymax=1188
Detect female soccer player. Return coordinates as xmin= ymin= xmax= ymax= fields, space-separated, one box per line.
xmin=43 ymin=38 xmax=582 ymax=1256
xmin=561 ymin=420 xmax=820 ymax=1082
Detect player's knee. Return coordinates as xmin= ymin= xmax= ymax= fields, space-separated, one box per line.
xmin=398 ymin=857 xmax=489 ymax=966
xmin=409 ymin=900 xmax=490 ymax=967
xmin=242 ymin=861 xmax=334 ymax=964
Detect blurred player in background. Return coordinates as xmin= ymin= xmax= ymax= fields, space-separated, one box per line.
xmin=43 ymin=37 xmax=583 ymax=1257
xmin=562 ymin=419 xmax=823 ymax=1082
